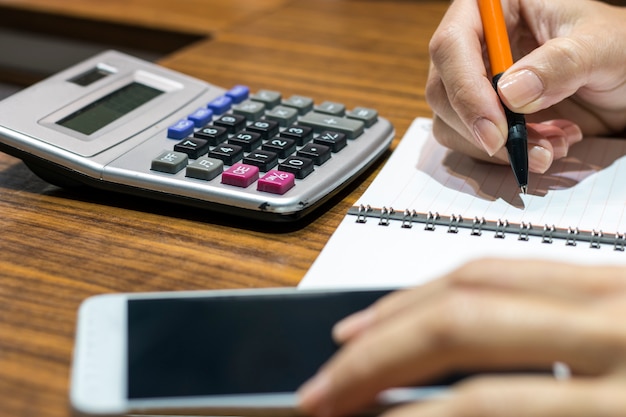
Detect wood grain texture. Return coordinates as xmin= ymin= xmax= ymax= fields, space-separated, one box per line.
xmin=0 ymin=0 xmax=291 ymax=34
xmin=0 ymin=1 xmax=448 ymax=415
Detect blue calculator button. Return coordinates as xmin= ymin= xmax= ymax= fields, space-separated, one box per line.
xmin=207 ymin=95 xmax=232 ymax=114
xmin=226 ymin=85 xmax=249 ymax=104
xmin=188 ymin=107 xmax=213 ymax=127
xmin=167 ymin=119 xmax=195 ymax=140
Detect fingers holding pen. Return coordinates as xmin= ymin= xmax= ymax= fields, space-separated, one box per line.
xmin=426 ymin=0 xmax=508 ymax=158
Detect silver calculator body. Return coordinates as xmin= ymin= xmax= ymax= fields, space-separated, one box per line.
xmin=0 ymin=50 xmax=394 ymax=221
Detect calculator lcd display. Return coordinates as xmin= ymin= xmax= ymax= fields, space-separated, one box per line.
xmin=57 ymin=82 xmax=163 ymax=135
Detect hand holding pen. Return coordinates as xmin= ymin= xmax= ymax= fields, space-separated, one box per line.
xmin=478 ymin=0 xmax=528 ymax=193
xmin=425 ymin=0 xmax=626 ymax=179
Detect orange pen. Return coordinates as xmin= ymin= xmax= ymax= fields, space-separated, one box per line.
xmin=478 ymin=0 xmax=528 ymax=194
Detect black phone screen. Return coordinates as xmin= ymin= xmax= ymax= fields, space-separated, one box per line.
xmin=126 ymin=289 xmax=390 ymax=399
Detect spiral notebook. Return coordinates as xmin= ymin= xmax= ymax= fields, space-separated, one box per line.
xmin=299 ymin=117 xmax=626 ymax=289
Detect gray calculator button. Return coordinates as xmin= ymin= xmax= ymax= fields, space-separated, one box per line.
xmin=347 ymin=107 xmax=378 ymax=127
xmin=282 ymin=95 xmax=314 ymax=114
xmin=250 ymin=90 xmax=282 ymax=108
xmin=151 ymin=151 xmax=188 ymax=174
xmin=186 ymin=157 xmax=224 ymax=180
xmin=265 ymin=105 xmax=298 ymax=127
xmin=298 ymin=113 xmax=364 ymax=139
xmin=232 ymin=100 xmax=266 ymax=121
xmin=314 ymin=101 xmax=346 ymax=116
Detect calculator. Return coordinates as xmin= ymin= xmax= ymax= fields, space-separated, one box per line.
xmin=0 ymin=50 xmax=394 ymax=221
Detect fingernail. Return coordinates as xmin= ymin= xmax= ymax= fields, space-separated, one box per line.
xmin=298 ymin=372 xmax=332 ymax=416
xmin=498 ymin=69 xmax=544 ymax=109
xmin=473 ymin=118 xmax=506 ymax=156
xmin=332 ymin=309 xmax=374 ymax=343
xmin=549 ymin=135 xmax=568 ymax=160
xmin=563 ymin=124 xmax=583 ymax=145
xmin=528 ymin=145 xmax=553 ymax=174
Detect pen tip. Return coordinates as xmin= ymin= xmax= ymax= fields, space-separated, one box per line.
xmin=520 ymin=185 xmax=528 ymax=195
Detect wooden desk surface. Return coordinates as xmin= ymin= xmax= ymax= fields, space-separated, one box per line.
xmin=0 ymin=1 xmax=448 ymax=415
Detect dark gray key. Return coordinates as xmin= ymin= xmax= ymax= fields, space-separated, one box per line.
xmin=314 ymin=101 xmax=345 ymax=116
xmin=265 ymin=105 xmax=298 ymax=127
xmin=250 ymin=90 xmax=282 ymax=108
xmin=347 ymin=107 xmax=378 ymax=127
xmin=298 ymin=113 xmax=364 ymax=139
xmin=282 ymin=95 xmax=314 ymax=114
xmin=232 ymin=100 xmax=266 ymax=121
xmin=186 ymin=157 xmax=224 ymax=180
xmin=151 ymin=151 xmax=188 ymax=174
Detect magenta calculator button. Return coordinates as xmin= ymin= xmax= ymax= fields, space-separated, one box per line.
xmin=221 ymin=163 xmax=259 ymax=188
xmin=257 ymin=170 xmax=295 ymax=194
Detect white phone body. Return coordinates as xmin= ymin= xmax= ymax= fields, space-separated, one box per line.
xmin=70 ymin=287 xmax=446 ymax=416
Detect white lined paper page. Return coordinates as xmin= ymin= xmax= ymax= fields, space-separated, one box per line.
xmin=300 ymin=118 xmax=626 ymax=289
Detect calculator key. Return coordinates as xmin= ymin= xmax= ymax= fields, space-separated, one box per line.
xmin=187 ymin=107 xmax=213 ymax=127
xmin=282 ymin=95 xmax=314 ymax=115
xmin=347 ymin=107 xmax=378 ymax=127
xmin=232 ymin=100 xmax=266 ymax=121
xmin=186 ymin=157 xmax=223 ymax=181
xmin=243 ymin=150 xmax=278 ymax=172
xmin=221 ymin=163 xmax=259 ymax=188
xmin=262 ymin=137 xmax=297 ymax=158
xmin=209 ymin=144 xmax=244 ymax=165
xmin=297 ymin=143 xmax=331 ymax=165
xmin=213 ymin=113 xmax=246 ymax=134
xmin=207 ymin=95 xmax=232 ymax=114
xmin=247 ymin=119 xmax=279 ymax=140
xmin=167 ymin=119 xmax=195 ymax=140
xmin=265 ymin=105 xmax=298 ymax=127
xmin=298 ymin=113 xmax=364 ymax=139
xmin=194 ymin=125 xmax=228 ymax=145
xmin=229 ymin=131 xmax=262 ymax=152
xmin=174 ymin=137 xmax=210 ymax=159
xmin=250 ymin=89 xmax=282 ymax=108
xmin=314 ymin=130 xmax=347 ymax=152
xmin=151 ymin=151 xmax=188 ymax=174
xmin=226 ymin=85 xmax=249 ymax=104
xmin=314 ymin=101 xmax=346 ymax=116
xmin=278 ymin=156 xmax=314 ymax=179
xmin=280 ymin=125 xmax=313 ymax=145
xmin=257 ymin=170 xmax=295 ymax=195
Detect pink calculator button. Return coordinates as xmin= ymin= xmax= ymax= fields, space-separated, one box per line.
xmin=221 ymin=163 xmax=259 ymax=187
xmin=257 ymin=170 xmax=295 ymax=194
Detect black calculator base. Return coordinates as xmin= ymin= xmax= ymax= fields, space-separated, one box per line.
xmin=0 ymin=142 xmax=382 ymax=224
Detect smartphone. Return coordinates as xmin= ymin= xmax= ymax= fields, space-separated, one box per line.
xmin=70 ymin=287 xmax=447 ymax=416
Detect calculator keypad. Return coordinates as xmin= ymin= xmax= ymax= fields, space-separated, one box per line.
xmin=153 ymin=85 xmax=377 ymax=195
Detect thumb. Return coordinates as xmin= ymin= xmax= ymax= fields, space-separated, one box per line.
xmin=496 ymin=34 xmax=626 ymax=114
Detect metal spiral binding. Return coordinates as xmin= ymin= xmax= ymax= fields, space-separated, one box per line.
xmin=346 ymin=205 xmax=626 ymax=251
xmin=424 ymin=211 xmax=439 ymax=231
xmin=566 ymin=227 xmax=579 ymax=246
xmin=471 ymin=217 xmax=486 ymax=236
xmin=401 ymin=209 xmax=417 ymax=229
xmin=518 ymin=222 xmax=531 ymax=241
xmin=356 ymin=204 xmax=372 ymax=223
xmin=494 ymin=219 xmax=509 ymax=239
xmin=448 ymin=214 xmax=462 ymax=234
xmin=542 ymin=225 xmax=555 ymax=244
xmin=378 ymin=206 xmax=394 ymax=226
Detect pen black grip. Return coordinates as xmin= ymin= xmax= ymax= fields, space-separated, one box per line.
xmin=492 ymin=73 xmax=529 ymax=188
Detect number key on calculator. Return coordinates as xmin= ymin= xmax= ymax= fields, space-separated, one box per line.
xmin=0 ymin=50 xmax=394 ymax=222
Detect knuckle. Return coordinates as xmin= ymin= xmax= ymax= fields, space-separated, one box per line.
xmin=424 ymin=289 xmax=482 ymax=348
xmin=425 ymin=71 xmax=446 ymax=111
